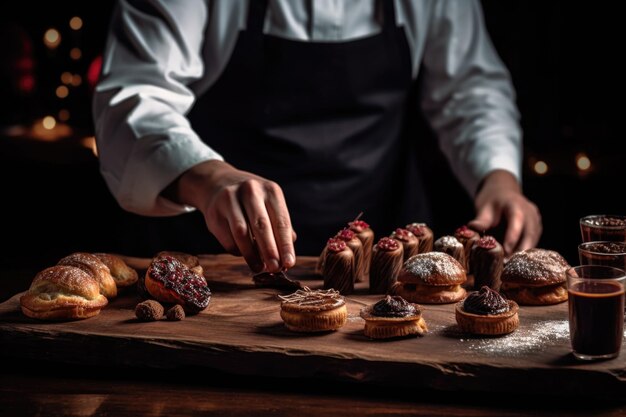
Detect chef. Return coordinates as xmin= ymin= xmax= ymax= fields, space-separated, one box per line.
xmin=93 ymin=0 xmax=542 ymax=273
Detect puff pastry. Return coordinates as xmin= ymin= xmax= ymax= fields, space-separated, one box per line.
xmin=58 ymin=252 xmax=117 ymax=298
xmin=93 ymin=252 xmax=138 ymax=289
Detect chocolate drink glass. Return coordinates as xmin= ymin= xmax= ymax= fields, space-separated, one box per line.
xmin=566 ymin=265 xmax=626 ymax=361
xmin=580 ymin=215 xmax=626 ymax=243
xmin=578 ymin=241 xmax=626 ymax=271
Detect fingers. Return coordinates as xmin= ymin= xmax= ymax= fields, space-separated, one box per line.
xmin=503 ymin=205 xmax=524 ymax=256
xmin=502 ymin=199 xmax=543 ymax=256
xmin=467 ymin=203 xmax=499 ymax=234
xmin=239 ymin=180 xmax=296 ymax=273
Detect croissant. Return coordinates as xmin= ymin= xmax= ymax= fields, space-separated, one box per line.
xmin=20 ymin=265 xmax=108 ymax=320
xmin=58 ymin=252 xmax=117 ymax=298
xmin=93 ymin=253 xmax=138 ymax=289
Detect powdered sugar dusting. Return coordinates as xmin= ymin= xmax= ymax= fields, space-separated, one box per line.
xmin=457 ymin=320 xmax=570 ymax=356
xmin=503 ymin=248 xmax=570 ymax=284
xmin=434 ymin=236 xmax=462 ymax=250
xmin=403 ymin=252 xmax=465 ymax=284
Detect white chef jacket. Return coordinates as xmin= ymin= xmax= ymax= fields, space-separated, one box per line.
xmin=93 ymin=0 xmax=522 ymax=217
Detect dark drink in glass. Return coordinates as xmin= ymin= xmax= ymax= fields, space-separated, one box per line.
xmin=580 ymin=215 xmax=626 ymax=243
xmin=566 ymin=265 xmax=626 ymax=361
xmin=578 ymin=241 xmax=626 ymax=270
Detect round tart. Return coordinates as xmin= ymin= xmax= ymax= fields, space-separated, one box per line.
xmin=279 ymin=287 xmax=347 ymax=332
xmin=360 ymin=295 xmax=428 ymax=339
xmin=455 ymin=286 xmax=519 ymax=336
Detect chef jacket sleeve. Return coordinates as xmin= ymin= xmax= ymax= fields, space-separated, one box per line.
xmin=92 ymin=0 xmax=223 ymax=216
xmin=418 ymin=0 xmax=523 ymax=196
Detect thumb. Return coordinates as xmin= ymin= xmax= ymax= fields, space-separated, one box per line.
xmin=468 ymin=204 xmax=499 ymax=234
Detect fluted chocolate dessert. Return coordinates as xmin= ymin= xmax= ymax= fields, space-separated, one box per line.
xmin=470 ymin=235 xmax=504 ymax=291
xmin=322 ymin=237 xmax=355 ymax=295
xmin=336 ymin=228 xmax=365 ymax=284
xmin=390 ymin=228 xmax=419 ymax=261
xmin=454 ymin=225 xmax=480 ymax=273
xmin=434 ymin=235 xmax=466 ymax=271
xmin=369 ymin=237 xmax=404 ymax=294
xmin=406 ymin=222 xmax=434 ymax=253
xmin=348 ymin=219 xmax=374 ymax=281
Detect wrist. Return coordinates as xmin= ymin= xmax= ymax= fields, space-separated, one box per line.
xmin=163 ymin=160 xmax=231 ymax=209
xmin=477 ymin=169 xmax=521 ymax=196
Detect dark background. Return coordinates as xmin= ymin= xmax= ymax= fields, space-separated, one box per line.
xmin=0 ymin=1 xmax=622 ymax=280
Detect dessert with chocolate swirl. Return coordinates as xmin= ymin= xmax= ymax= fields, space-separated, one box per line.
xmin=455 ymin=286 xmax=519 ymax=336
xmin=336 ymin=228 xmax=366 ymax=284
xmin=360 ymin=295 xmax=428 ymax=339
xmin=369 ymin=237 xmax=404 ymax=294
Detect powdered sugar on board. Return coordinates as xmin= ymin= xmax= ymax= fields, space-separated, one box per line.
xmin=431 ymin=320 xmax=572 ymax=357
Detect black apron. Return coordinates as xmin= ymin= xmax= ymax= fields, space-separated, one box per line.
xmin=137 ymin=0 xmax=431 ymax=256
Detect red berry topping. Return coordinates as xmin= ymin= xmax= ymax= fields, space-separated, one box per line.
xmin=336 ymin=228 xmax=356 ymax=241
xmin=348 ymin=220 xmax=370 ymax=232
xmin=327 ymin=238 xmax=347 ymax=252
xmin=476 ymin=235 xmax=498 ymax=249
xmin=406 ymin=224 xmax=427 ymax=237
xmin=391 ymin=228 xmax=412 ymax=241
xmin=376 ymin=237 xmax=400 ymax=251
xmin=455 ymin=225 xmax=477 ymax=238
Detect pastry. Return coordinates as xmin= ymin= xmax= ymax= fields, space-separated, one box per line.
xmin=20 ymin=265 xmax=108 ymax=320
xmin=348 ymin=219 xmax=374 ymax=280
xmin=455 ymin=286 xmax=519 ymax=336
xmin=500 ymin=248 xmax=570 ymax=305
xmin=57 ymin=252 xmax=117 ymax=299
xmin=433 ymin=235 xmax=466 ymax=270
xmin=144 ymin=255 xmax=211 ymax=314
xmin=322 ymin=237 xmax=355 ymax=295
xmin=336 ymin=228 xmax=366 ymax=283
xmin=92 ymin=253 xmax=138 ymax=289
xmin=156 ymin=250 xmax=203 ymax=275
xmin=470 ymin=235 xmax=504 ymax=291
xmin=392 ymin=251 xmax=467 ymax=304
xmin=252 ymin=270 xmax=302 ymax=290
xmin=454 ymin=225 xmax=480 ymax=273
xmin=278 ymin=287 xmax=348 ymax=332
xmin=390 ymin=228 xmax=419 ymax=261
xmin=360 ymin=295 xmax=428 ymax=339
xmin=369 ymin=236 xmax=404 ymax=294
xmin=406 ymin=222 xmax=434 ymax=253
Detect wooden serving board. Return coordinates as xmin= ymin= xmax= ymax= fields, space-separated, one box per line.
xmin=1 ymin=254 xmax=625 ymax=400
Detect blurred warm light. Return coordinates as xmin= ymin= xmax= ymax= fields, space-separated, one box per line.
xmin=576 ymin=153 xmax=591 ymax=171
xmin=43 ymin=29 xmax=61 ymax=49
xmin=71 ymin=74 xmax=82 ymax=87
xmin=70 ymin=48 xmax=82 ymax=60
xmin=69 ymin=17 xmax=83 ymax=30
xmin=81 ymin=136 xmax=98 ymax=157
xmin=58 ymin=109 xmax=70 ymax=121
xmin=61 ymin=71 xmax=73 ymax=84
xmin=533 ymin=160 xmax=548 ymax=175
xmin=42 ymin=116 xmax=57 ymax=130
xmin=56 ymin=85 xmax=69 ymax=98
xmin=31 ymin=118 xmax=73 ymax=141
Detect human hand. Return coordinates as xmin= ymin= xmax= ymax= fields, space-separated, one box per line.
xmin=467 ymin=170 xmax=542 ymax=256
xmin=170 ymin=160 xmax=296 ymax=273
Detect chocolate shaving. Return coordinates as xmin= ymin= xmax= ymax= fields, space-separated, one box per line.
xmin=252 ymin=270 xmax=303 ymax=290
xmin=278 ymin=286 xmax=343 ymax=306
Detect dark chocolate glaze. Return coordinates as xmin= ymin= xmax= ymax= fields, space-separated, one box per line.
xmin=372 ymin=295 xmax=417 ymax=317
xmin=463 ymin=286 xmax=509 ymax=315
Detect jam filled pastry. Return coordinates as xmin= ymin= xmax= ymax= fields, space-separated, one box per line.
xmin=369 ymin=237 xmax=404 ymax=294
xmin=145 ymin=255 xmax=211 ymax=314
